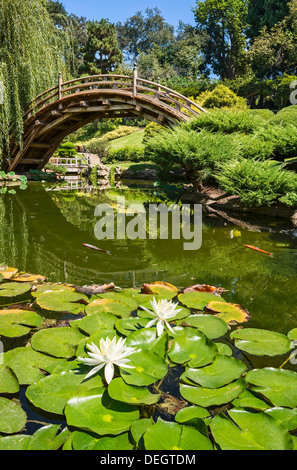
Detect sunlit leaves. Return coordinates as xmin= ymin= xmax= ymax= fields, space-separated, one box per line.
xmin=178 ymin=291 xmax=225 ymax=310
xmin=31 ymin=327 xmax=86 ymax=358
xmin=0 ymin=398 xmax=27 ymax=434
xmin=230 ymin=328 xmax=292 ymax=356
xmin=0 ymin=282 xmax=32 ymax=298
xmin=0 ymin=309 xmax=43 ymax=337
xmin=205 ymin=301 xmax=252 ymax=324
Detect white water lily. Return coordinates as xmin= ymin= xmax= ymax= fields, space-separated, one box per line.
xmin=140 ymin=297 xmax=182 ymax=336
xmin=78 ymin=336 xmax=136 ymax=384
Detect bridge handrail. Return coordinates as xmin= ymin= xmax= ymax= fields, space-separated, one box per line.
xmin=23 ymin=72 xmax=206 ymax=121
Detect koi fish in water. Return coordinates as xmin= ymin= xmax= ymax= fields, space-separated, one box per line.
xmin=83 ymin=244 xmax=111 ymax=255
xmin=244 ymin=245 xmax=272 ymax=256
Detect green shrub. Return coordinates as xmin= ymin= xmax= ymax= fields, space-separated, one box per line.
xmin=215 ymin=159 xmax=297 ymax=207
xmin=143 ymin=122 xmax=163 ymax=143
xmin=195 ymin=85 xmax=248 ymax=110
xmin=103 ymin=147 xmax=145 ymax=164
xmin=85 ymin=138 xmax=110 ymax=158
xmin=144 ymin=127 xmax=241 ymax=184
xmin=103 ymin=125 xmax=140 ymax=141
xmin=56 ymin=142 xmax=77 ymax=159
xmin=186 ymin=109 xmax=264 ymax=135
xmin=257 ymin=123 xmax=297 ymax=161
xmin=249 ymin=109 xmax=275 ymax=120
xmin=269 ymin=105 xmax=297 ymax=127
xmin=234 ymin=134 xmax=275 ymax=160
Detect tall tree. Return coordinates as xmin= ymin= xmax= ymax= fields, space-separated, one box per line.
xmin=81 ymin=19 xmax=122 ymax=75
xmin=194 ymin=0 xmax=249 ymax=79
xmin=247 ymin=0 xmax=290 ymax=39
xmin=0 ymin=0 xmax=71 ymax=164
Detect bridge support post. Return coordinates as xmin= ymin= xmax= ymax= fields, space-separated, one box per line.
xmin=58 ymin=72 xmax=62 ymax=101
xmin=133 ymin=63 xmax=138 ymax=97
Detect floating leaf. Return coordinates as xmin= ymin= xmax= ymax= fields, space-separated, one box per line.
xmin=0 ymin=281 xmax=32 ymax=298
xmin=94 ymin=290 xmax=139 ymax=311
xmin=71 ymin=312 xmax=118 ymax=336
xmin=175 ymin=405 xmax=211 ymax=428
xmin=141 ymin=282 xmax=178 ymax=300
xmin=0 ymin=266 xmax=18 ymax=280
xmin=12 ymin=273 xmax=47 ymax=283
xmin=31 ymin=326 xmax=86 ymax=358
xmin=32 ymin=283 xmax=75 ymax=297
xmin=0 ymin=309 xmax=43 ymax=337
xmin=183 ymin=314 xmax=228 ymax=339
xmin=205 ymin=301 xmax=251 ymax=324
xmin=168 ymin=327 xmax=218 ymax=367
xmin=0 ymin=397 xmax=27 ymax=434
xmin=71 ymin=430 xmax=134 ymax=451
xmin=180 ymin=379 xmax=246 ymax=407
xmin=0 ymin=435 xmax=31 ymax=450
xmin=26 ymin=369 xmax=103 ymax=415
xmin=3 ymin=347 xmax=64 ymax=385
xmin=125 ymin=328 xmax=168 ymax=358
xmin=210 ymin=409 xmax=293 ymax=450
xmin=178 ymin=291 xmax=225 ymax=310
xmin=0 ymin=365 xmax=19 ymax=394
xmin=121 ymin=349 xmax=168 ymax=386
xmin=143 ymin=418 xmax=213 ymax=450
xmin=264 ymin=407 xmax=297 ymax=432
xmin=183 ymin=355 xmax=247 ymax=389
xmin=230 ymin=329 xmax=291 ymax=356
xmin=130 ymin=418 xmax=153 ymax=449
xmin=27 ymin=425 xmax=71 ymax=451
xmin=183 ymin=284 xmax=226 ymax=295
xmin=65 ymin=388 xmax=139 ymax=436
xmin=246 ymin=367 xmax=297 ymax=408
xmin=231 ymin=389 xmax=271 ymax=411
xmin=108 ymin=377 xmax=161 ymax=405
xmin=35 ymin=290 xmax=88 ymax=314
xmin=85 ymin=298 xmax=132 ymax=318
xmin=115 ymin=317 xmax=152 ymax=336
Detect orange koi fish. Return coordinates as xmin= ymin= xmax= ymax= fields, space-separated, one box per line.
xmin=244 ymin=245 xmax=272 ymax=256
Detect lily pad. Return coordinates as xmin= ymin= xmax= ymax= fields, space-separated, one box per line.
xmin=65 ymin=387 xmax=139 ymax=436
xmin=168 ymin=327 xmax=218 ymax=367
xmin=35 ymin=290 xmax=88 ymax=314
xmin=184 ymin=314 xmax=229 ymax=339
xmin=31 ymin=326 xmax=86 ymax=358
xmin=0 ymin=365 xmax=19 ymax=394
xmin=0 ymin=435 xmax=31 ymax=450
xmin=115 ymin=317 xmax=152 ymax=336
xmin=85 ymin=298 xmax=133 ymax=318
xmin=0 ymin=397 xmax=27 ymax=434
xmin=32 ymin=283 xmax=75 ymax=297
xmin=120 ymin=349 xmax=168 ymax=386
xmin=230 ymin=328 xmax=292 ymax=356
xmin=71 ymin=430 xmax=134 ymax=450
xmin=26 ymin=369 xmax=104 ymax=415
xmin=210 ymin=408 xmax=293 ymax=450
xmin=0 ymin=281 xmax=32 ymax=298
xmin=245 ymin=367 xmax=297 ymax=408
xmin=0 ymin=266 xmax=18 ymax=280
xmin=0 ymin=309 xmax=43 ymax=337
xmin=178 ymin=291 xmax=225 ymax=310
xmin=183 ymin=355 xmax=247 ymax=389
xmin=71 ymin=311 xmax=118 ymax=335
xmin=94 ymin=290 xmax=139 ymax=312
xmin=205 ymin=301 xmax=251 ymax=324
xmin=143 ymin=418 xmax=213 ymax=450
xmin=12 ymin=273 xmax=47 ymax=283
xmin=108 ymin=377 xmax=161 ymax=405
xmin=125 ymin=327 xmax=168 ymax=357
xmin=231 ymin=389 xmax=271 ymax=411
xmin=180 ymin=379 xmax=246 ymax=407
xmin=141 ymin=282 xmax=178 ymax=299
xmin=27 ymin=425 xmax=71 ymax=450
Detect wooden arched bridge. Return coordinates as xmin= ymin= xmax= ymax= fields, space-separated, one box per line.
xmin=6 ymin=68 xmax=206 ymax=172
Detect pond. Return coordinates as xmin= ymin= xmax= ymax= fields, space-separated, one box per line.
xmin=1 ymin=179 xmax=297 ymax=448
xmin=1 ymin=179 xmax=297 ymax=335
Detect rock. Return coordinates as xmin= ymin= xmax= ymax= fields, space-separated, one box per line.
xmin=97 ymin=163 xmax=110 ymax=179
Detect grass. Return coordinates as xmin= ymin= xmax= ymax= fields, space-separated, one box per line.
xmin=109 ymin=130 xmax=145 ymax=150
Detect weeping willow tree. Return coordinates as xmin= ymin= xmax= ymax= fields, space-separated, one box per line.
xmin=0 ymin=0 xmax=73 ymax=167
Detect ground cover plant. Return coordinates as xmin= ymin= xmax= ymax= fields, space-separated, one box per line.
xmin=0 ymin=268 xmax=297 ymax=450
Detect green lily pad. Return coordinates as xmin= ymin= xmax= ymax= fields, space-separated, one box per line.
xmin=230 ymin=328 xmax=292 ymax=356
xmin=0 ymin=309 xmax=43 ymax=337
xmin=178 ymin=291 xmax=225 ymax=310
xmin=0 ymin=397 xmax=27 ymax=434
xmin=71 ymin=430 xmax=134 ymax=450
xmin=35 ymin=290 xmax=88 ymax=314
xmin=71 ymin=311 xmax=118 ymax=335
xmin=31 ymin=326 xmax=86 ymax=358
xmin=168 ymin=327 xmax=218 ymax=367
xmin=108 ymin=377 xmax=161 ymax=405
xmin=120 ymin=349 xmax=168 ymax=386
xmin=184 ymin=314 xmax=229 ymax=339
xmin=231 ymin=389 xmax=271 ymax=411
xmin=210 ymin=409 xmax=293 ymax=450
xmin=94 ymin=290 xmax=139 ymax=311
xmin=26 ymin=369 xmax=104 ymax=415
xmin=141 ymin=282 xmax=178 ymax=300
xmin=0 ymin=365 xmax=19 ymax=394
xmin=3 ymin=347 xmax=65 ymax=385
xmin=65 ymin=387 xmax=139 ymax=436
xmin=130 ymin=418 xmax=153 ymax=449
xmin=115 ymin=317 xmax=152 ymax=336
xmin=245 ymin=367 xmax=297 ymax=408
xmin=183 ymin=355 xmax=247 ymax=389
xmin=85 ymin=298 xmax=133 ymax=318
xmin=27 ymin=425 xmax=71 ymax=450
xmin=143 ymin=418 xmax=213 ymax=450
xmin=175 ymin=405 xmax=211 ymax=426
xmin=264 ymin=407 xmax=297 ymax=432
xmin=0 ymin=435 xmax=31 ymax=450
xmin=32 ymin=283 xmax=75 ymax=297
xmin=180 ymin=379 xmax=246 ymax=407
xmin=125 ymin=328 xmax=168 ymax=358
xmin=0 ymin=281 xmax=32 ymax=298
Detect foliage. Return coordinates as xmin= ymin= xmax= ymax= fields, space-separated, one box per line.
xmin=143 ymin=123 xmax=163 ymax=143
xmin=186 ymin=109 xmax=263 ymax=134
xmin=247 ymin=0 xmax=290 ymax=39
xmin=215 ymin=159 xmax=297 ymax=207
xmin=55 ymin=142 xmax=77 ymax=159
xmin=103 ymin=147 xmax=145 ymax=164
xmin=1 ymin=272 xmax=297 ymax=450
xmin=269 ymin=105 xmax=297 ymax=127
xmin=195 ymin=85 xmax=248 ymax=110
xmin=84 ymin=138 xmax=110 ymax=159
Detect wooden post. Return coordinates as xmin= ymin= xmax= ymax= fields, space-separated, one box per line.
xmin=58 ymin=72 xmax=62 ymax=101
xmin=133 ymin=63 xmax=138 ymax=97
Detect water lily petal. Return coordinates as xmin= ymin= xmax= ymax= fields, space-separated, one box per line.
xmin=104 ymin=363 xmax=115 ymax=384
xmin=83 ymin=363 xmax=105 ymax=380
xmin=156 ymin=320 xmax=165 ymax=337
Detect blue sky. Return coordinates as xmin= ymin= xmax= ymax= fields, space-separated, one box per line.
xmin=62 ymin=0 xmax=196 ymax=28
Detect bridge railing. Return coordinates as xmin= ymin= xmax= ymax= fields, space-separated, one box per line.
xmin=49 ymin=155 xmax=91 ymax=167
xmin=23 ymin=70 xmax=206 ymax=121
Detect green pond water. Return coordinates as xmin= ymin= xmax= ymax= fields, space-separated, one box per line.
xmin=1 ymin=179 xmax=297 ymax=336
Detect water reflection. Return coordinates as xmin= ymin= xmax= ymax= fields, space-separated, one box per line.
xmin=0 ymin=181 xmax=297 ymax=333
